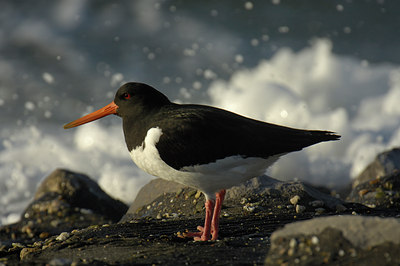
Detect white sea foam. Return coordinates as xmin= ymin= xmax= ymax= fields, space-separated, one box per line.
xmin=208 ymin=39 xmax=400 ymax=187
xmin=0 ymin=123 xmax=152 ymax=225
xmin=1 ymin=39 xmax=399 ymax=225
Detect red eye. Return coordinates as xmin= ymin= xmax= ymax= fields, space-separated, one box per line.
xmin=123 ymin=93 xmax=131 ymax=100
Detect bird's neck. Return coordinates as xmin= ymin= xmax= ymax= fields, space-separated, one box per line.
xmin=122 ymin=114 xmax=151 ymax=152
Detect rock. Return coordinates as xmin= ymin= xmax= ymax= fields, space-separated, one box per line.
xmin=122 ymin=175 xmax=351 ymax=221
xmin=354 ymin=148 xmax=400 ymax=188
xmin=290 ymin=195 xmax=301 ymax=205
xmin=266 ymin=215 xmax=400 ymax=265
xmin=33 ymin=168 xmax=128 ymax=221
xmin=347 ymin=170 xmax=400 ymax=209
xmin=1 ymin=170 xmax=398 ymax=265
xmin=295 ymin=205 xmax=306 ymax=213
xmin=0 ymin=169 xmax=128 ymax=248
xmin=122 ymin=178 xmax=185 ymax=221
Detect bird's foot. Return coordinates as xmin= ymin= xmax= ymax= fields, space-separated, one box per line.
xmin=177 ymin=226 xmax=211 ymax=241
xmin=177 ymin=190 xmax=225 ymax=241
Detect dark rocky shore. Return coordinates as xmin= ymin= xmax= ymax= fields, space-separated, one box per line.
xmin=1 ymin=149 xmax=399 ymax=265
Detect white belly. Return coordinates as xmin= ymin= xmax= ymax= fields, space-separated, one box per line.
xmin=129 ymin=127 xmax=281 ymax=199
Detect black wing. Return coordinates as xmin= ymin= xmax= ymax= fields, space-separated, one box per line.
xmin=153 ymin=104 xmax=340 ymax=170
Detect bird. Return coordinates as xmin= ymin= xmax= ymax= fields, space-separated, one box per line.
xmin=64 ymin=82 xmax=340 ymax=241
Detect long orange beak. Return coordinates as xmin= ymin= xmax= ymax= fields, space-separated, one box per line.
xmin=63 ymin=101 xmax=118 ymax=129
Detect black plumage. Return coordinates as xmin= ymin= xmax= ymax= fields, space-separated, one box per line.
xmin=115 ymin=82 xmax=339 ymax=170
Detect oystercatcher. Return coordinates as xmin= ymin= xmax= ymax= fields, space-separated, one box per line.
xmin=64 ymin=82 xmax=340 ymax=241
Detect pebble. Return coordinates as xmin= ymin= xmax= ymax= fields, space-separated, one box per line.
xmin=48 ymin=258 xmax=73 ymax=266
xmin=12 ymin=242 xmax=25 ymax=248
xmin=56 ymin=232 xmax=70 ymax=241
xmin=243 ymin=205 xmax=256 ymax=212
xmin=39 ymin=232 xmax=50 ymax=239
xmin=289 ymin=238 xmax=297 ymax=250
xmin=295 ymin=205 xmax=306 ymax=213
xmin=194 ymin=190 xmax=202 ymax=199
xmin=185 ymin=190 xmax=196 ymax=199
xmin=290 ymin=195 xmax=301 ymax=205
xmin=311 ymin=236 xmax=319 ymax=245
xmin=20 ymin=247 xmax=36 ymax=260
xmin=309 ymin=200 xmax=324 ymax=207
xmin=335 ymin=204 xmax=347 ymax=212
xmin=315 ymin=208 xmax=325 ymax=215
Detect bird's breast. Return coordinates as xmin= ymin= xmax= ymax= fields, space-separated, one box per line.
xmin=129 ymin=127 xmax=281 ymax=197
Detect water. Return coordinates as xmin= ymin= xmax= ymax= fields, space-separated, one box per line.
xmin=1 ymin=0 xmax=399 ymax=225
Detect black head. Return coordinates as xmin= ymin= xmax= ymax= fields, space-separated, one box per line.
xmin=114 ymin=82 xmax=171 ymax=118
xmin=63 ymin=82 xmax=170 ymax=129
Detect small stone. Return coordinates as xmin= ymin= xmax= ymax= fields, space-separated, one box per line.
xmin=338 ymin=249 xmax=345 ymax=257
xmin=175 ymin=188 xmax=183 ymax=196
xmin=80 ymin=208 xmax=93 ymax=214
xmin=48 ymin=258 xmax=73 ymax=266
xmin=240 ymin=197 xmax=248 ymax=204
xmin=290 ymin=195 xmax=301 ymax=205
xmin=335 ymin=204 xmax=347 ymax=212
xmin=309 ymin=200 xmax=324 ymax=207
xmin=244 ymin=205 xmax=256 ymax=212
xmin=289 ymin=238 xmax=297 ymax=248
xmin=311 ymin=236 xmax=319 ymax=245
xmin=20 ymin=247 xmax=37 ymax=260
xmin=295 ymin=205 xmax=306 ymax=213
xmin=33 ymin=241 xmax=43 ymax=248
xmin=56 ymin=232 xmax=70 ymax=241
xmin=315 ymin=208 xmax=325 ymax=215
xmin=194 ymin=190 xmax=202 ymax=199
xmin=12 ymin=242 xmax=25 ymax=249
xmin=39 ymin=232 xmax=50 ymax=239
xmin=185 ymin=190 xmax=196 ymax=199
xmin=358 ymin=189 xmax=369 ymax=197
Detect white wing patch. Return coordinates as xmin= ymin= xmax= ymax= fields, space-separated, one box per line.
xmin=129 ymin=127 xmax=281 ymax=199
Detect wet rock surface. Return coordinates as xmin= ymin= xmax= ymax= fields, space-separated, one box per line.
xmin=0 ymin=165 xmax=399 ymax=265
xmin=347 ymin=170 xmax=400 ymax=209
xmin=347 ymin=148 xmax=400 ymax=210
xmin=266 ymin=216 xmax=400 ymax=266
xmin=122 ymin=175 xmax=355 ymax=223
xmin=0 ymin=169 xmax=128 ymax=263
xmin=353 ymin=147 xmax=400 ymax=188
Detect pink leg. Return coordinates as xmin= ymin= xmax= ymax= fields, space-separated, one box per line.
xmin=179 ymin=199 xmax=215 ymax=241
xmin=211 ymin=189 xmax=226 ymax=240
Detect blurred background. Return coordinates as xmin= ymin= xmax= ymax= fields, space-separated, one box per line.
xmin=1 ymin=0 xmax=399 ymax=224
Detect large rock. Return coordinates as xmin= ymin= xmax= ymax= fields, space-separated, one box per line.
xmin=0 ymin=169 xmax=128 ymax=247
xmin=348 ymin=148 xmax=400 ymax=209
xmin=353 ymin=148 xmax=400 ymax=188
xmin=347 ymin=170 xmax=400 ymax=209
xmin=32 ymin=168 xmax=128 ymax=221
xmin=121 ymin=175 xmax=353 ymax=222
xmin=266 ymin=215 xmax=400 ymax=265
